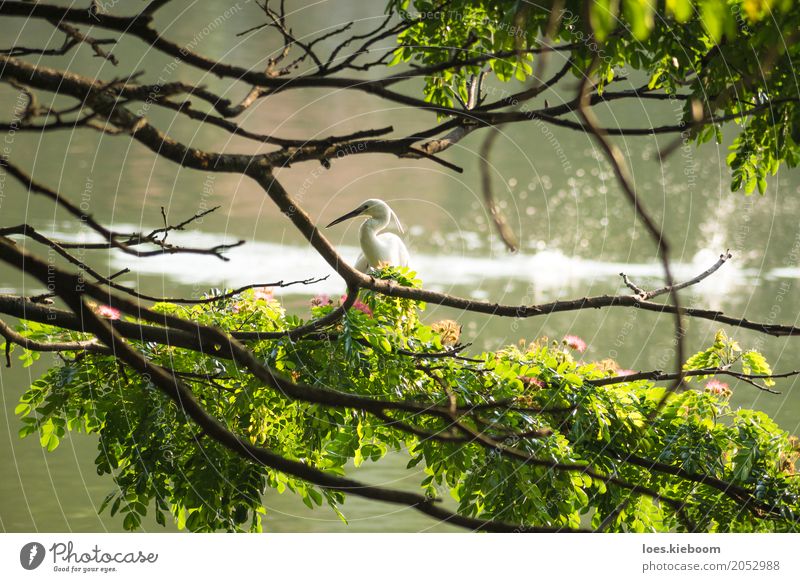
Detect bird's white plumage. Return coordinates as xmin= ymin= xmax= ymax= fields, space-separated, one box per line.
xmin=326 ymin=199 xmax=410 ymax=273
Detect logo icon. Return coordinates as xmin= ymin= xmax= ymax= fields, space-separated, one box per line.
xmin=20 ymin=542 xmax=46 ymax=570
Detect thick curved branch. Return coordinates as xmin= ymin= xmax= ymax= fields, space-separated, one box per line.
xmin=252 ymin=172 xmax=800 ymax=336
xmin=478 ymin=127 xmax=520 ymax=252
xmin=0 ymin=293 xmax=526 ymax=428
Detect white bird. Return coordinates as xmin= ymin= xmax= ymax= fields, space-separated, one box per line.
xmin=326 ymin=198 xmax=410 ymax=272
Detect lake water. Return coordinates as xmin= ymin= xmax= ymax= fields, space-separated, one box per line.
xmin=2 ymin=1 xmax=800 ymax=532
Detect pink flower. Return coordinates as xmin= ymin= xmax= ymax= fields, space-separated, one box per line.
xmin=616 ymin=369 xmax=637 ymax=377
xmin=341 ymin=295 xmax=373 ymax=317
xmin=96 ymin=305 xmax=120 ymax=320
xmin=311 ymin=294 xmax=332 ymax=307
xmin=519 ymin=376 xmax=545 ymax=389
xmin=563 ymin=334 xmax=587 ymax=352
xmin=352 ymin=299 xmax=373 ymax=317
xmin=253 ymin=287 xmax=274 ymax=301
xmin=705 ymin=379 xmax=731 ymax=397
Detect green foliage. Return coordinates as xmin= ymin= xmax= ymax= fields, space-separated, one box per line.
xmin=683 ymin=329 xmax=774 ymax=386
xmin=386 ymin=0 xmax=800 ymax=193
xmin=742 ymin=350 xmax=775 ymax=386
xmin=11 ymin=272 xmax=800 ymax=532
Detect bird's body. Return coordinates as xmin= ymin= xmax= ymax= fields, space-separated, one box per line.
xmin=357 ymin=220 xmax=409 ymax=271
xmin=327 ymin=199 xmax=409 ymax=272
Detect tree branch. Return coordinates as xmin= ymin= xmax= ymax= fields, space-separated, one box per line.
xmin=0 ymin=159 xmax=244 ymax=260
xmin=576 ymin=53 xmax=685 ymax=415
xmin=620 ymin=251 xmax=733 ymax=301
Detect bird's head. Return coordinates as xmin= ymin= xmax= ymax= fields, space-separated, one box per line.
xmin=326 ymin=199 xmax=404 ymax=233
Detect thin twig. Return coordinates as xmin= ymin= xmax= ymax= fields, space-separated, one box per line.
xmin=621 ymin=251 xmax=733 ymax=300
xmin=591 ymin=367 xmax=790 ymax=394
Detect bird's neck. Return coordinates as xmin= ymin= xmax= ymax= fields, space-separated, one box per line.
xmin=359 ymin=216 xmax=388 ymax=241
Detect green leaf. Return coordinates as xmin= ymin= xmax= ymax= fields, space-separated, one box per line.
xmin=123 ymin=512 xmax=141 ymax=531
xmin=331 ymin=504 xmax=348 ymax=524
xmin=308 ymin=488 xmax=323 ymax=506
xmin=683 ymin=348 xmax=717 ymax=376
xmin=757 ymin=176 xmax=768 ymax=195
xmin=175 ymin=507 xmax=187 ymax=530
xmin=666 ymin=0 xmax=694 ymax=22
xmin=699 ymin=0 xmax=734 ymax=43
xmin=39 ymin=424 xmax=60 ymax=451
xmin=301 ymin=493 xmax=314 ymax=509
xmin=388 ymin=49 xmax=405 ymax=67
xmin=98 ymin=492 xmax=116 ymax=514
xmin=14 ymin=402 xmax=31 ymax=416
xmin=741 ymin=350 xmax=775 ymax=386
xmin=590 ymin=0 xmax=621 ymax=41
xmin=18 ymin=423 xmax=37 ymax=438
xmin=622 ymin=0 xmax=656 ymax=41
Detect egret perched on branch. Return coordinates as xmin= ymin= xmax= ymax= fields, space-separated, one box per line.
xmin=326 ymin=199 xmax=410 ymax=273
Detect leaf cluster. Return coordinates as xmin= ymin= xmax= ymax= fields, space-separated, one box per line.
xmin=387 ymin=0 xmax=800 ymax=193
xmin=9 ymin=269 xmax=800 ymax=531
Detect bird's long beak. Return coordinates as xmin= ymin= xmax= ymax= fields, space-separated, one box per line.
xmin=326 ymin=207 xmax=365 ymax=228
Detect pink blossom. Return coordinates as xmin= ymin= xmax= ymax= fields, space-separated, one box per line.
xmin=616 ymin=369 xmax=637 ymax=377
xmin=705 ymin=379 xmax=731 ymax=396
xmin=519 ymin=376 xmax=545 ymax=389
xmin=96 ymin=305 xmax=120 ymax=320
xmin=253 ymin=287 xmax=274 ymax=301
xmin=342 ymin=295 xmax=373 ymax=317
xmin=563 ymin=334 xmax=587 ymax=352
xmin=352 ymin=299 xmax=373 ymax=317
xmin=311 ymin=294 xmax=332 ymax=307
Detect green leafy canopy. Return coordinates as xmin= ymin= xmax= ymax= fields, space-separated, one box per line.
xmin=8 ymin=268 xmax=800 ymax=532
xmin=387 ymin=0 xmax=800 ymax=194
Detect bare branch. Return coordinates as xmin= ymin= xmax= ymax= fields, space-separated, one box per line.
xmin=0 ymin=224 xmax=326 ymax=304
xmin=479 ymin=57 xmax=573 ymax=111
xmin=478 ymin=129 xmax=520 ymax=252
xmin=575 ymin=53 xmax=685 ymax=415
xmin=0 ymin=159 xmax=244 ymax=260
xmin=0 ymin=317 xmax=107 ymax=360
xmin=140 ymin=0 xmax=174 ymax=18
xmin=621 ymin=251 xmax=733 ymax=301
xmin=49 ymin=21 xmax=118 ymax=65
xmin=592 ymin=367 xmax=791 ymax=395
xmin=0 ymin=0 xmax=794 ymax=149
xmin=620 ymin=272 xmax=648 ymax=296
